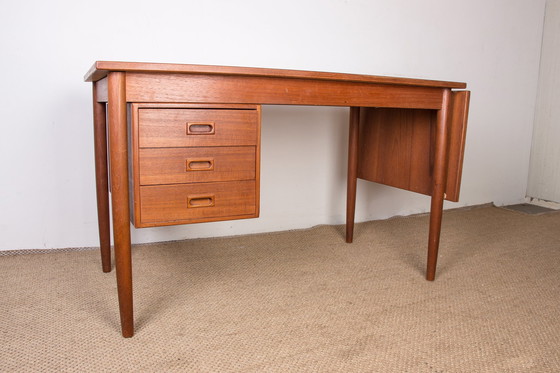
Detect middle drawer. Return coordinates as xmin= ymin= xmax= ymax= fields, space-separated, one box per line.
xmin=139 ymin=146 xmax=256 ymax=185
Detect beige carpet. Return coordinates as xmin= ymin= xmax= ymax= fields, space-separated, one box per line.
xmin=1 ymin=205 xmax=559 ymax=372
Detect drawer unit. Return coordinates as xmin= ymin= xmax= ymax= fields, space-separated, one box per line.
xmin=130 ymin=103 xmax=261 ymax=228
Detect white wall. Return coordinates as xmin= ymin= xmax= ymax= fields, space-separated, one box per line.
xmin=528 ymin=0 xmax=560 ymax=203
xmin=0 ymin=0 xmax=546 ymax=250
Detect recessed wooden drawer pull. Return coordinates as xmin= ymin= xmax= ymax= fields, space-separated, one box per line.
xmin=187 ymin=122 xmax=215 ymax=135
xmin=187 ymin=195 xmax=215 ymax=208
xmin=186 ymin=158 xmax=215 ymax=171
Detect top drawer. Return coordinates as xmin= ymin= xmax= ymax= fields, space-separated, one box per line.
xmin=139 ymin=108 xmax=259 ymax=148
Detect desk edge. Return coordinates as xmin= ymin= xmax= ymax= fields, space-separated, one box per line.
xmin=84 ymin=61 xmax=467 ymax=89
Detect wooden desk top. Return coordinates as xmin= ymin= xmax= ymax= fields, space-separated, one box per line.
xmin=85 ymin=61 xmax=466 ymax=89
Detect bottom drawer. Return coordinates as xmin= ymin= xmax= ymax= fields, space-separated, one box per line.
xmin=137 ymin=181 xmax=258 ymax=227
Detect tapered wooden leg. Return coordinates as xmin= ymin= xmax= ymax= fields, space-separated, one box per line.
xmin=426 ymin=90 xmax=451 ymax=281
xmin=92 ymin=82 xmax=112 ymax=273
xmin=107 ymin=72 xmax=134 ymax=337
xmin=346 ymin=107 xmax=360 ymax=243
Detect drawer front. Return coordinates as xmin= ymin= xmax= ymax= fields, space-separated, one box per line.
xmin=139 ymin=108 xmax=258 ymax=147
xmin=139 ymin=146 xmax=256 ymax=185
xmin=139 ymin=181 xmax=257 ymax=226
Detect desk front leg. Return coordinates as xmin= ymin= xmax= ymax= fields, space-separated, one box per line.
xmin=107 ymin=72 xmax=134 ymax=337
xmin=426 ymin=89 xmax=451 ymax=281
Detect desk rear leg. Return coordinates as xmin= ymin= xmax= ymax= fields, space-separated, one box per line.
xmin=346 ymin=107 xmax=360 ymax=243
xmin=92 ymin=82 xmax=112 ymax=273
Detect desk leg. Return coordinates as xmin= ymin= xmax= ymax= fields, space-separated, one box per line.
xmin=92 ymin=82 xmax=112 ymax=273
xmin=107 ymin=72 xmax=134 ymax=337
xmin=346 ymin=107 xmax=360 ymax=243
xmin=427 ymin=90 xmax=451 ymax=281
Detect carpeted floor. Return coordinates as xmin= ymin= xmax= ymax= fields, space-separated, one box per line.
xmin=1 ymin=205 xmax=559 ymax=372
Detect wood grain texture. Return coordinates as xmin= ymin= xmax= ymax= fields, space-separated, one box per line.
xmin=426 ymin=89 xmax=452 ymax=281
xmin=129 ymin=103 xmax=257 ymax=224
xmin=445 ymin=91 xmax=470 ymax=202
xmin=107 ymin=72 xmax=134 ymax=337
xmin=356 ymin=91 xmax=470 ymax=203
xmin=138 ymin=108 xmax=259 ymax=147
xmin=130 ymin=103 xmax=259 ymax=110
xmin=254 ymin=106 xmax=262 ymax=224
xmin=92 ymin=82 xmax=111 ymax=273
xmin=346 ymin=107 xmax=360 ymax=243
xmin=130 ymin=104 xmax=140 ymax=226
xmin=138 ymin=181 xmax=257 ymax=227
xmin=125 ymin=73 xmax=444 ymax=109
xmin=85 ymin=61 xmax=466 ymax=89
xmin=357 ymin=108 xmax=436 ymax=197
xmin=139 ymin=146 xmax=257 ymax=185
xmin=129 ymin=103 xmax=261 ymax=229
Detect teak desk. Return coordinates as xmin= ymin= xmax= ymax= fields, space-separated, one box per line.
xmin=85 ymin=61 xmax=470 ymax=337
